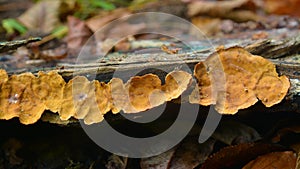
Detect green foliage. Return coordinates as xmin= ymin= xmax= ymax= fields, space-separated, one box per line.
xmin=51 ymin=25 xmax=68 ymax=39
xmin=2 ymin=19 xmax=27 ymax=35
xmin=129 ymin=0 xmax=157 ymax=10
xmin=90 ymin=0 xmax=116 ymax=10
xmin=74 ymin=0 xmax=119 ymax=19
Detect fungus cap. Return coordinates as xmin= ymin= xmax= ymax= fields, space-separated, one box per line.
xmin=190 ymin=47 xmax=290 ymax=114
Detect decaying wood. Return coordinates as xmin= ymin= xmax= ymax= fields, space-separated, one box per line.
xmin=2 ymin=34 xmax=300 ymax=124
xmin=0 ymin=37 xmax=41 ymax=53
xmin=58 ymin=35 xmax=300 ymax=116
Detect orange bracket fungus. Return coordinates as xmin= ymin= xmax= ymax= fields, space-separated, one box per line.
xmin=0 ymin=72 xmax=45 ymax=124
xmin=0 ymin=47 xmax=291 ymax=124
xmin=189 ymin=46 xmax=290 ymax=114
xmin=0 ymin=69 xmax=192 ymax=125
xmin=110 ymin=71 xmax=192 ymax=114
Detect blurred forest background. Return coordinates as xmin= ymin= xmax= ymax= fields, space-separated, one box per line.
xmin=1 ymin=0 xmax=300 ymax=169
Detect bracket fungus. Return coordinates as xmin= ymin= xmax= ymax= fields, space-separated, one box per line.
xmin=189 ymin=47 xmax=290 ymax=114
xmin=125 ymin=74 xmax=165 ymax=113
xmin=110 ymin=71 xmax=192 ymax=114
xmin=32 ymin=71 xmax=65 ymax=112
xmin=0 ymin=73 xmax=45 ymax=124
xmin=0 ymin=69 xmax=192 ymax=125
xmin=0 ymin=47 xmax=291 ymax=124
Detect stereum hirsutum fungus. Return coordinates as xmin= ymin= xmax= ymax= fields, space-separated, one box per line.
xmin=0 ymin=69 xmax=192 ymax=125
xmin=189 ymin=46 xmax=290 ymax=114
xmin=0 ymin=47 xmax=290 ymax=124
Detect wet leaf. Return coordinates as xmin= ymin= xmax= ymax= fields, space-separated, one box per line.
xmin=242 ymin=151 xmax=296 ymax=169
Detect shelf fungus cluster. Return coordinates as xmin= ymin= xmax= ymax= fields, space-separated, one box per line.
xmin=0 ymin=47 xmax=290 ymax=125
xmin=0 ymin=68 xmax=192 ymax=125
xmin=189 ymin=47 xmax=290 ymax=114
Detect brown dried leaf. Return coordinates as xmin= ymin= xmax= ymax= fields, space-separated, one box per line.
xmin=38 ymin=46 xmax=68 ymax=61
xmin=188 ymin=0 xmax=261 ymax=22
xmin=242 ymin=151 xmax=296 ymax=169
xmin=85 ymin=8 xmax=131 ymax=33
xmin=201 ymin=143 xmax=288 ymax=169
xmin=188 ymin=0 xmax=247 ymax=17
xmin=160 ymin=44 xmax=181 ymax=54
xmin=265 ymin=0 xmax=300 ymax=17
xmin=18 ymin=0 xmax=61 ymax=33
xmin=191 ymin=17 xmax=221 ymax=36
xmin=66 ymin=16 xmax=92 ymax=54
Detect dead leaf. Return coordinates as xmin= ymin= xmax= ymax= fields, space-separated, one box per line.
xmin=188 ymin=0 xmax=248 ymax=17
xmin=252 ymin=31 xmax=269 ymax=40
xmin=188 ymin=0 xmax=261 ymax=22
xmin=265 ymin=0 xmax=300 ymax=17
xmin=18 ymin=0 xmax=61 ymax=33
xmin=200 ymin=142 xmax=288 ymax=169
xmin=140 ymin=148 xmax=176 ymax=169
xmin=105 ymin=154 xmax=128 ymax=169
xmin=169 ymin=138 xmax=215 ymax=169
xmin=66 ymin=16 xmax=92 ymax=55
xmin=271 ymin=125 xmax=300 ymax=143
xmin=29 ymin=44 xmax=68 ymax=61
xmin=95 ymin=22 xmax=146 ymax=42
xmin=85 ymin=8 xmax=131 ymax=33
xmin=191 ymin=16 xmax=221 ymax=36
xmin=242 ymin=151 xmax=296 ymax=169
xmin=161 ymin=44 xmax=181 ymax=54
xmin=212 ymin=120 xmax=261 ymax=145
xmin=140 ymin=138 xmax=215 ymax=169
